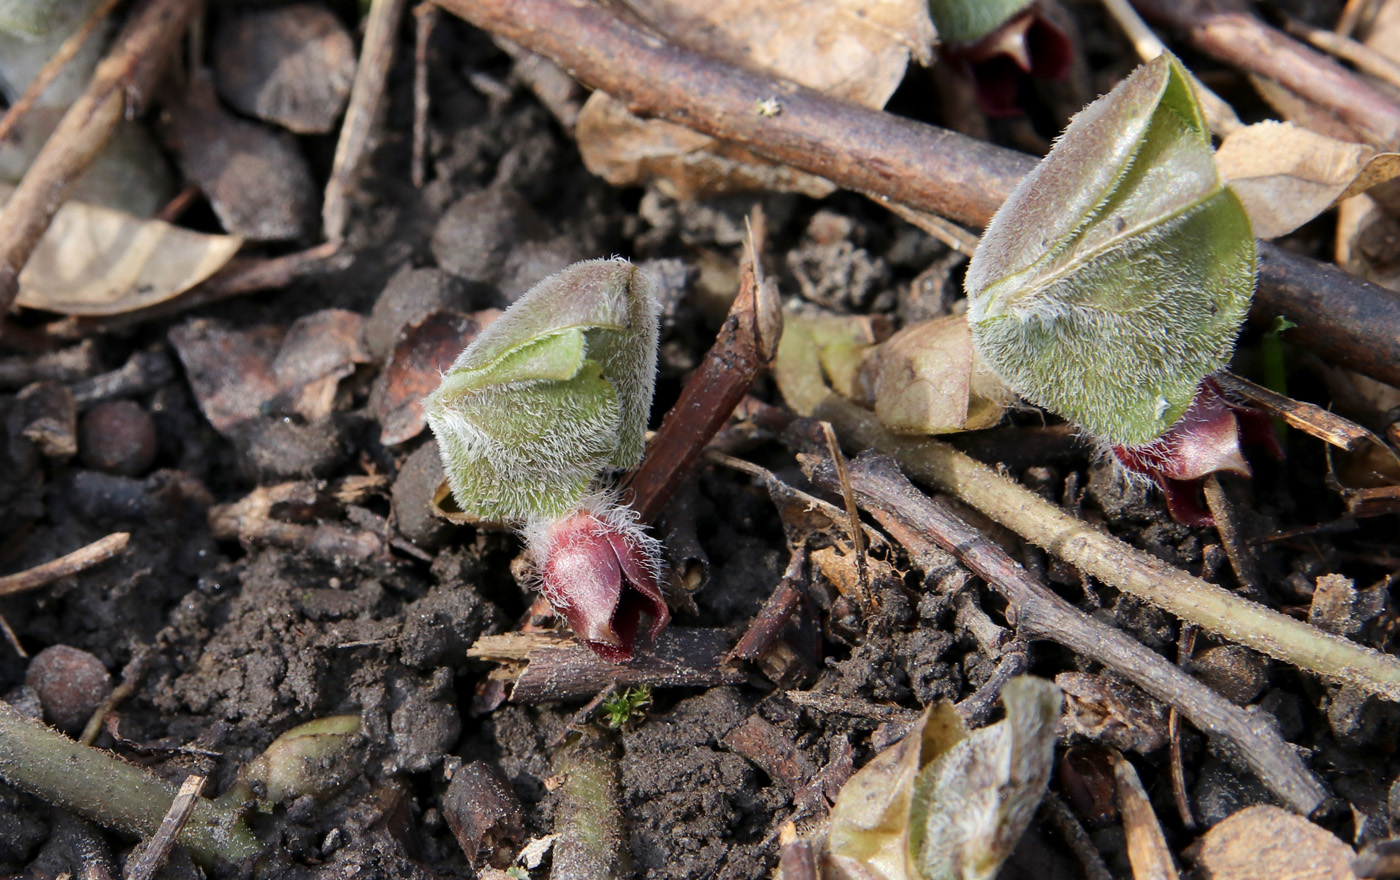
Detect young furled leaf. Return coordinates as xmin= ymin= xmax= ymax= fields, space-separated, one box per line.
xmin=422 ymin=258 xmax=659 ymax=523
xmin=965 ymin=52 xmax=1254 ymax=449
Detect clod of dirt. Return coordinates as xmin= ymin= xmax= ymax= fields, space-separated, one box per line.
xmin=442 ymin=761 xmax=525 ymax=867
xmin=391 ymin=441 xmax=454 ymax=551
xmin=79 ymin=399 xmax=158 ymax=476
xmin=387 ymin=668 xmax=461 ymax=773
xmin=397 ymin=576 xmax=504 ymax=670
xmin=430 ymin=187 xmax=586 ymax=300
xmin=620 ymin=688 xmax=778 ymax=878
xmin=25 ymin=644 xmax=112 ymax=734
xmin=15 ymin=380 xmax=76 ymax=460
xmin=211 ymin=2 xmax=356 ymax=135
xmin=1190 ymin=645 xmax=1269 ymax=706
xmin=162 ymin=75 xmax=318 ymax=241
xmin=232 ymin=417 xmax=347 ymax=481
xmin=366 ymin=267 xmax=480 ymax=362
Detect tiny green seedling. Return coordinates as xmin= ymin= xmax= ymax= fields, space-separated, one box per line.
xmin=602 ymin=685 xmax=653 ymax=729
xmin=423 ymin=258 xmax=670 ymax=661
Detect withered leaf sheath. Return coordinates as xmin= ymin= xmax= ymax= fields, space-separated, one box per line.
xmin=422 ymin=258 xmax=659 ymax=523
xmin=965 ymin=53 xmax=1255 ymax=448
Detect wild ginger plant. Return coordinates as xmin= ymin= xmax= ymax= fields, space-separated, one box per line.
xmin=422 ymin=258 xmax=668 ymax=662
xmin=965 ymin=52 xmax=1272 ymax=524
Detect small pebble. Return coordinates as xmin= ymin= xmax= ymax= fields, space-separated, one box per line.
xmin=26 ymin=645 xmax=112 ymax=734
xmin=80 ymin=399 xmax=157 ymax=476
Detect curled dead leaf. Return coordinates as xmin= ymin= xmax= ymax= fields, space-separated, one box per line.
xmin=860 ymin=314 xmax=1009 ymax=435
xmin=1215 ymin=121 xmax=1400 ymax=239
xmin=4 ymin=186 xmax=241 ymax=316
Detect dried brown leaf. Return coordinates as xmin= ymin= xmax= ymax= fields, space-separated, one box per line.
xmin=273 ymin=309 xmax=372 ymax=422
xmin=863 ymin=314 xmax=1009 ymax=435
xmin=1189 ymin=805 xmax=1356 ymax=880
xmin=169 ymin=319 xmax=282 ymax=435
xmin=1215 ymin=121 xmax=1400 ymax=239
xmin=5 ymin=186 xmax=241 ymax=316
xmin=373 ymin=310 xmax=484 ymax=446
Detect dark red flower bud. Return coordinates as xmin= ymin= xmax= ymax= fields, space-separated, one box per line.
xmin=947 ymin=7 xmax=1074 ymax=117
xmin=1112 ymin=377 xmax=1282 ymax=526
xmin=525 ymin=499 xmax=669 ymax=663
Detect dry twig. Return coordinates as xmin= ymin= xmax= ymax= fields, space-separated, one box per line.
xmin=0 ymin=532 xmax=130 ymax=598
xmin=1130 ymin=0 xmax=1400 ymax=148
xmin=0 ymin=0 xmax=126 ymax=146
xmin=1216 ymin=372 xmax=1378 ymax=453
xmin=817 ymin=395 xmax=1400 ymax=704
xmin=805 ymin=452 xmax=1330 ymax=815
xmin=323 ymin=0 xmax=410 ymax=241
xmin=125 ymin=775 xmax=207 ymax=880
xmin=624 ymin=220 xmax=782 ymax=523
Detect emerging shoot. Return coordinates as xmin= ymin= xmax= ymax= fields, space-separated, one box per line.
xmin=423 ymin=258 xmax=667 ymax=661
xmin=966 ymin=52 xmax=1263 ymax=523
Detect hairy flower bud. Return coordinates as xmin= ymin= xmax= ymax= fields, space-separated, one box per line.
xmin=524 ymin=497 xmax=668 ymax=663
xmin=1112 ymin=377 xmax=1281 ymax=526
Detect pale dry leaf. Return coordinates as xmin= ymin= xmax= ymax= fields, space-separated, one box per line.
xmin=3 ymin=185 xmax=241 ymax=316
xmin=863 ymin=314 xmax=1008 ymax=436
xmin=1113 ymin=754 xmax=1179 ymax=880
xmin=578 ymin=0 xmax=934 ymax=198
xmin=1189 ymin=805 xmax=1356 ymax=880
xmin=1215 ymin=120 xmax=1400 ymax=239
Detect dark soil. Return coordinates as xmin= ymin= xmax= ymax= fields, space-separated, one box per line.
xmin=2 ymin=3 xmax=1399 ymax=880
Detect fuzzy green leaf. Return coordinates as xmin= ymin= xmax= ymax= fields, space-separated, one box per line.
xmin=422 ymin=258 xmax=659 ymax=523
xmin=966 ymin=53 xmax=1255 ymax=447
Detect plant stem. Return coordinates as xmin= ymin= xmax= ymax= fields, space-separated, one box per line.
xmin=815 ymin=394 xmax=1400 ymax=704
xmin=554 ymin=745 xmax=627 ymax=880
xmin=0 ymin=702 xmax=260 ymax=865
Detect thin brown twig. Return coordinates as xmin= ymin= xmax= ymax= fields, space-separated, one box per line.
xmin=0 ymin=613 xmax=26 ymax=658
xmin=817 ymin=394 xmax=1400 ymax=704
xmin=0 ymin=0 xmax=127 ymax=146
xmin=1285 ymin=16 xmax=1400 ymax=92
xmin=412 ymin=2 xmax=440 ymax=188
xmin=0 ymin=0 xmax=200 ymax=328
xmin=324 ymin=0 xmax=411 ymax=241
xmin=805 ymin=452 xmax=1330 ymax=816
xmin=80 ymin=646 xmax=152 ymax=746
xmin=821 ymin=421 xmax=870 ymax=610
xmin=437 ymin=0 xmax=1400 ymax=391
xmin=125 ymin=775 xmax=206 ymax=880
xmin=1216 ymin=372 xmax=1379 ymax=453
xmin=1169 ymin=623 xmax=1198 ymax=829
xmin=624 ymin=216 xmax=783 ymax=523
xmin=0 ymin=533 xmax=130 ymax=598
xmin=1202 ymin=474 xmax=1264 ymax=598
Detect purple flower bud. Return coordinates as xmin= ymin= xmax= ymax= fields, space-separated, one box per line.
xmin=1112 ymin=377 xmax=1282 ymax=526
xmin=945 ymin=8 xmax=1073 ymax=117
xmin=525 ymin=498 xmax=669 ymax=663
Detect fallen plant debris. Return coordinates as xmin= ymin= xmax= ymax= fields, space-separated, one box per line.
xmin=1 ymin=0 xmax=1399 ymax=878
